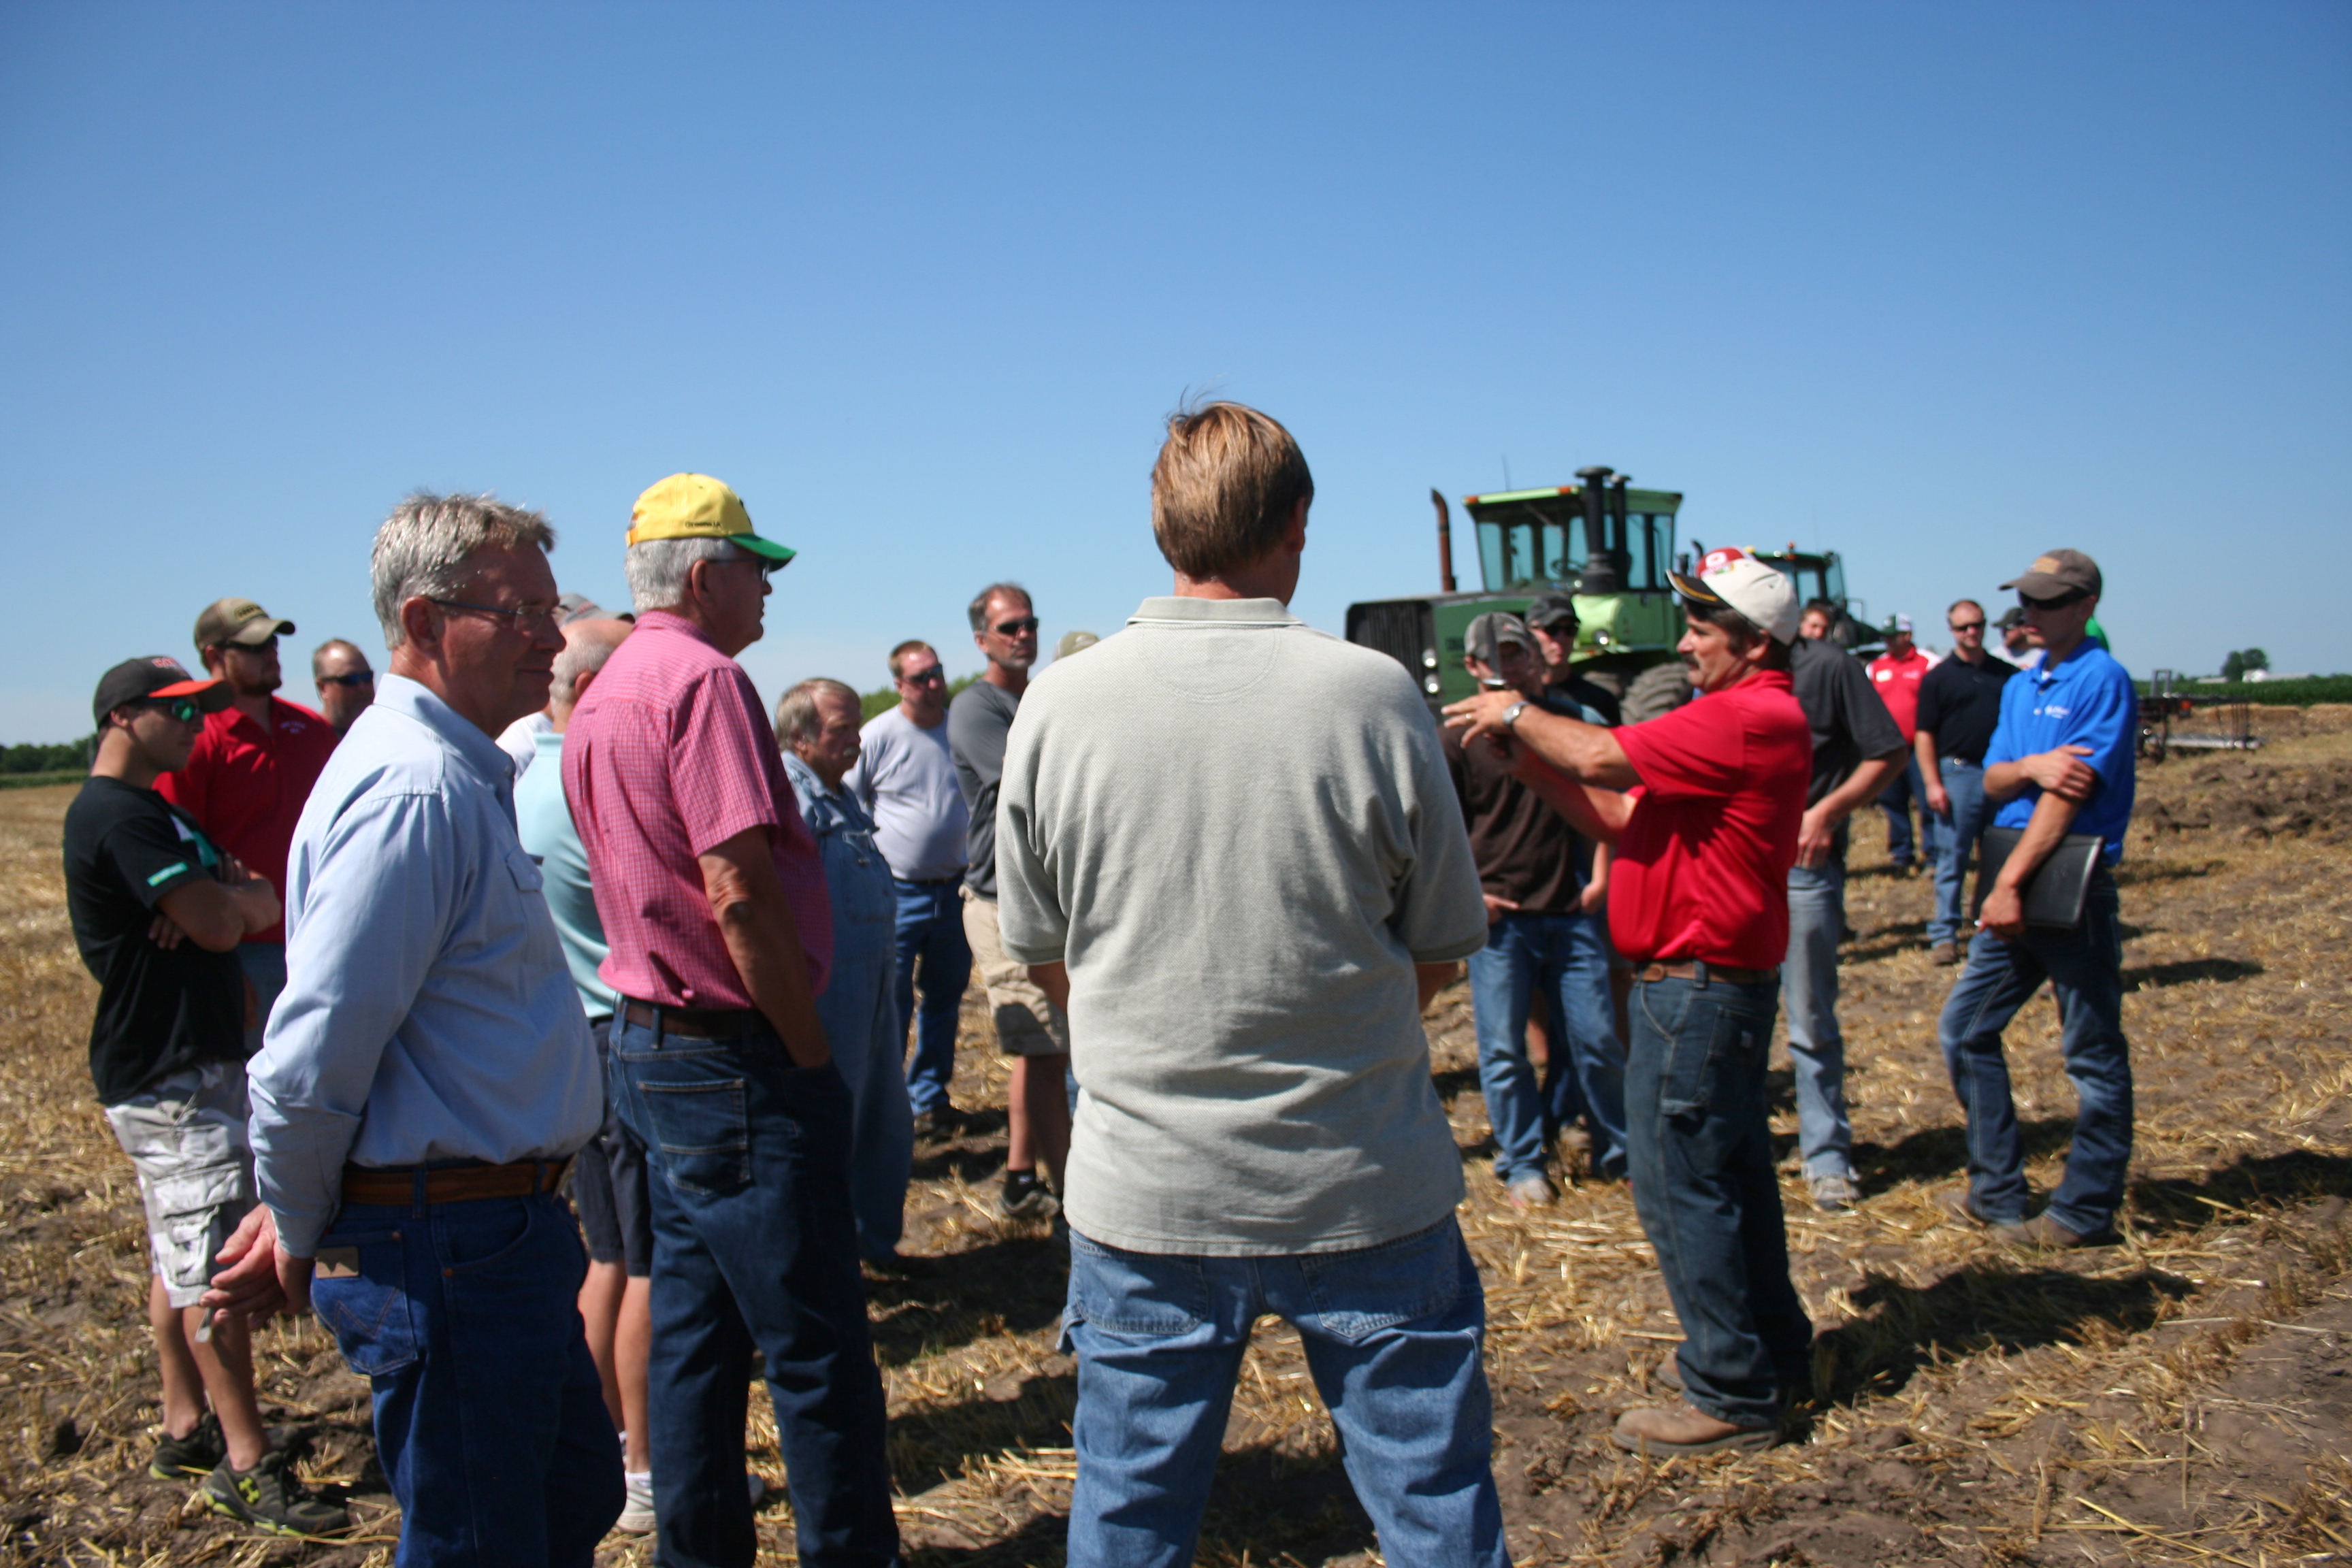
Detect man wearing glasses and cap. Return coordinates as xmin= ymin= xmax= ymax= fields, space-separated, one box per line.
xmin=64 ymin=657 xmax=345 ymax=1536
xmin=1448 ymin=546 xmax=1814 ymax=1456
xmin=159 ymin=599 xmax=340 ymax=1059
xmin=566 ymin=474 xmax=899 ymax=1566
xmin=1940 ymin=550 xmax=2137 ymax=1252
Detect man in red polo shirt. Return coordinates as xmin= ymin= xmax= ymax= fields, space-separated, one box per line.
xmin=1449 ymin=546 xmax=1814 ymax=1457
xmin=564 ymin=474 xmax=896 ymax=1568
xmin=159 ymin=599 xmax=339 ymax=1048
xmin=1867 ymin=615 xmax=1941 ymax=874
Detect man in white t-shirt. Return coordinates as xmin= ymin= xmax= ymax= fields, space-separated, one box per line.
xmin=997 ymin=401 xmax=1502 ymax=1567
xmin=848 ymin=639 xmax=973 ymax=1134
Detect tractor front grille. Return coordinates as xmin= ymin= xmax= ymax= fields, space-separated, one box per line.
xmin=1346 ymin=600 xmax=1435 ymax=688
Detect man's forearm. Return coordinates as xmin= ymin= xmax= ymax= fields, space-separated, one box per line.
xmin=1992 ymin=789 xmax=2082 ymax=891
xmin=1815 ymin=751 xmax=1904 ymax=826
xmin=1983 ymin=761 xmax=2027 ymax=801
xmin=1416 ymin=962 xmax=1458 ymax=1011
xmin=1914 ymin=730 xmax=1943 ymax=796
xmin=1516 ymin=755 xmax=1633 ymax=845
xmin=1512 ymin=707 xmax=1639 ymax=789
xmin=715 ymin=896 xmax=830 ymax=1066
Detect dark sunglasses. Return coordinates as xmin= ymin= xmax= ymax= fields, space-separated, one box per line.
xmin=993 ymin=615 xmax=1040 ymax=636
xmin=900 ymin=667 xmax=947 ymax=686
xmin=142 ymin=697 xmax=203 ymax=723
xmin=216 ymin=636 xmax=278 ymax=655
xmin=1948 ymin=621 xmax=1986 ymax=634
xmin=318 ymin=671 xmax=376 ymax=688
xmin=2018 ymin=588 xmax=2088 ymax=611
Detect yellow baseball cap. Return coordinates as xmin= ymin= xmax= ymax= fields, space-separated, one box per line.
xmin=625 ymin=474 xmax=796 ymax=564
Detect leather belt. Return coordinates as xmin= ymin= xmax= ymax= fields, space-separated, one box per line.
xmin=1632 ymin=960 xmax=1776 ymax=986
xmin=619 ymin=997 xmax=751 ymax=1039
xmin=342 ymin=1158 xmax=570 ymax=1207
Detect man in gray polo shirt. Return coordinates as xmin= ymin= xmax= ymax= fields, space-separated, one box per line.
xmin=997 ymin=401 xmax=1501 ymax=1568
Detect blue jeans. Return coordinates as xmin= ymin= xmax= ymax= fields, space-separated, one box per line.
xmin=1625 ymin=972 xmax=1812 ymax=1428
xmin=1778 ymin=858 xmax=1852 ymax=1180
xmin=1927 ymin=759 xmax=1989 ymax=947
xmin=1938 ymin=873 xmax=2134 ymax=1236
xmin=1878 ymin=756 xmax=1946 ymax=869
xmin=607 ymin=1010 xmax=900 ymax=1568
xmin=238 ymin=941 xmax=286 ymax=1055
xmin=309 ymin=1187 xmax=622 ymax=1567
xmin=1063 ymin=1217 xmax=1506 ymax=1568
xmin=1467 ymin=909 xmax=1627 ymax=1181
xmin=892 ymin=879 xmax=972 ymax=1117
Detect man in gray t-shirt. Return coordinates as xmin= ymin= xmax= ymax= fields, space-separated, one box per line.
xmin=997 ymin=402 xmax=1503 ymax=1568
xmin=848 ymin=639 xmax=973 ymax=1132
xmin=949 ymin=583 xmax=1071 ymax=1221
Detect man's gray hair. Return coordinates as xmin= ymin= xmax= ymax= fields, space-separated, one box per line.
xmin=776 ymin=678 xmax=860 ymax=750
xmin=372 ymin=493 xmax=556 ymax=648
xmin=967 ymin=581 xmax=1031 ymax=632
xmin=626 ymin=537 xmax=741 ymax=615
xmin=551 ymin=620 xmax=632 ymax=708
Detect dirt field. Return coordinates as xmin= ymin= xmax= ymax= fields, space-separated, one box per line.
xmin=1 ymin=732 xmax=2347 ymax=1566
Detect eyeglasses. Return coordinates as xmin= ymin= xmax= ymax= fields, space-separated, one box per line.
xmin=1948 ymin=621 xmax=1986 ymax=634
xmin=318 ymin=671 xmax=376 ymax=687
xmin=900 ymin=668 xmax=947 ymax=686
xmin=2018 ymin=589 xmax=2088 ymax=611
xmin=993 ymin=616 xmax=1040 ymax=636
xmin=429 ymin=598 xmax=561 ymax=627
xmin=215 ymin=636 xmax=278 ymax=655
xmin=142 ymin=698 xmax=203 ymax=723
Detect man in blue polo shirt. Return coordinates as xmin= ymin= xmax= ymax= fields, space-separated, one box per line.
xmin=1938 ymin=549 xmax=2136 ymax=1250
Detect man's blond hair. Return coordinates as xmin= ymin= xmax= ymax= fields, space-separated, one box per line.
xmin=888 ymin=639 xmax=936 ymax=681
xmin=1149 ymin=401 xmax=1313 ymax=580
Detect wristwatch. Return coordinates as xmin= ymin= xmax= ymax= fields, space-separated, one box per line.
xmin=1501 ymin=700 xmax=1529 ymax=732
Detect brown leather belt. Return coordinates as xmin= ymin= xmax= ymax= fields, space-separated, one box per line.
xmin=1631 ymin=960 xmax=1776 ymax=985
xmin=619 ymin=997 xmax=751 ymax=1039
xmin=342 ymin=1158 xmax=570 ymax=1207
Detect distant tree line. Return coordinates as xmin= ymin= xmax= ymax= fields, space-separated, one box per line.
xmin=4 ymin=736 xmax=94 ymax=774
xmin=2220 ymin=649 xmax=2270 ymax=681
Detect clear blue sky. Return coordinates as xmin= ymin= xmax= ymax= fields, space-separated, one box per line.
xmin=4 ymin=3 xmax=2345 ymax=741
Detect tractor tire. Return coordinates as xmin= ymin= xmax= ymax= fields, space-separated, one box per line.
xmin=1620 ymin=661 xmax=1697 ymax=725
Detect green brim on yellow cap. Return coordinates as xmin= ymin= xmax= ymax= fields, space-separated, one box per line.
xmin=732 ymin=533 xmax=795 ymax=564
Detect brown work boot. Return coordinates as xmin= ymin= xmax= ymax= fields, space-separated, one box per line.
xmin=1612 ymin=1401 xmax=1778 ymax=1456
xmin=2010 ymin=1213 xmax=2118 ymax=1251
xmin=1929 ymin=941 xmax=1959 ymax=966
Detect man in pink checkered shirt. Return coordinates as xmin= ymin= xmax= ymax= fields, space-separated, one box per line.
xmin=564 ymin=474 xmax=899 ymax=1567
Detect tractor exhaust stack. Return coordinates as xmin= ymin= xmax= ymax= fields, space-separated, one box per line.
xmin=1575 ymin=466 xmax=1621 ymax=593
xmin=1431 ymin=489 xmax=1457 ymax=594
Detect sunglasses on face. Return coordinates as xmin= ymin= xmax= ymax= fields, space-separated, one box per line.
xmin=142 ymin=698 xmax=203 ymax=723
xmin=218 ymin=636 xmax=278 ymax=656
xmin=900 ymin=668 xmax=947 ymax=686
xmin=1949 ymin=621 xmax=1985 ymax=634
xmin=2018 ymin=589 xmax=2088 ymax=611
xmin=318 ymin=671 xmax=376 ymax=688
xmin=993 ymin=616 xmax=1040 ymax=636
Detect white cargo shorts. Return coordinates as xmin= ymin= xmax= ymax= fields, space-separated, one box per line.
xmin=103 ymin=1062 xmax=257 ymax=1309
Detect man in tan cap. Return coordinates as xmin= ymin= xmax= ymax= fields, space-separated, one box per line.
xmin=159 ymin=600 xmax=340 ymax=1055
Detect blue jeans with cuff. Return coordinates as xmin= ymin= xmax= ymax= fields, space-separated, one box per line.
xmin=1878 ymin=756 xmax=1945 ymax=868
xmin=608 ymin=1008 xmax=900 ymax=1568
xmin=892 ymin=878 xmax=972 ymax=1118
xmin=309 ymin=1185 xmax=622 ymax=1567
xmin=1937 ymin=872 xmax=2134 ymax=1237
xmin=1927 ymin=758 xmax=1989 ymax=948
xmin=1779 ymin=858 xmax=1854 ymax=1181
xmin=1625 ymin=971 xmax=1812 ymax=1428
xmin=1062 ymin=1216 xmax=1506 ymax=1568
xmin=1467 ymin=909 xmax=1628 ymax=1181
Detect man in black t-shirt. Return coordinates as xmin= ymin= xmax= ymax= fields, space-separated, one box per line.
xmin=1915 ymin=600 xmax=2017 ymax=964
xmin=61 ymin=657 xmax=341 ymax=1536
xmin=1781 ymin=637 xmax=1908 ymax=1211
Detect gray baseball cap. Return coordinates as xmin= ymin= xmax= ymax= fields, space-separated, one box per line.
xmin=1463 ymin=611 xmax=1536 ymax=669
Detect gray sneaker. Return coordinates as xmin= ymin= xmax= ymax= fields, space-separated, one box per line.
xmin=1807 ymin=1171 xmax=1859 ymax=1212
xmin=201 ymin=1449 xmax=348 ymax=1537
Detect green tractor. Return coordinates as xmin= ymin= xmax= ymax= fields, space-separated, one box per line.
xmin=1343 ymin=466 xmax=1865 ymax=723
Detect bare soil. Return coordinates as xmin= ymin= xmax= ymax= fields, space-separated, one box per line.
xmin=1 ymin=732 xmax=2346 ymax=1566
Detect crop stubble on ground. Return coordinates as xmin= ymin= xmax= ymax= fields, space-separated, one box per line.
xmin=0 ymin=734 xmax=2347 ymax=1565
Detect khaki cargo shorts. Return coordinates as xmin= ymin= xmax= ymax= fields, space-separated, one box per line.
xmin=961 ymin=886 xmax=1070 ymax=1057
xmin=103 ymin=1062 xmax=257 ymax=1309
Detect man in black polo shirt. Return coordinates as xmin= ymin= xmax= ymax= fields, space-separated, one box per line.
xmin=62 ymin=657 xmax=342 ymax=1537
xmin=1781 ymin=636 xmax=1907 ymax=1211
xmin=1916 ymin=599 xmax=2016 ymax=964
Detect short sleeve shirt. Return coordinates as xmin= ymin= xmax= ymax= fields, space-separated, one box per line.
xmin=1612 ymin=670 xmax=1812 ymax=970
xmin=847 ymin=706 xmax=969 ymax=883
xmin=1984 ymin=643 xmax=2138 ymax=862
xmin=563 ymin=612 xmax=832 ymax=1006
xmin=948 ymin=681 xmax=1021 ymax=896
xmin=62 ymin=777 xmax=248 ymax=1102
xmin=1866 ymin=647 xmax=1936 ymax=740
xmin=1443 ymin=690 xmax=1605 ymax=914
xmin=1914 ymin=653 xmax=2016 ymax=766
xmin=155 ymin=697 xmax=339 ymax=943
xmin=1790 ymin=636 xmax=1906 ymax=810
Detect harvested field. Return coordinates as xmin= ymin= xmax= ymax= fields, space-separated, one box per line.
xmin=1 ymin=732 xmax=2347 ymax=1565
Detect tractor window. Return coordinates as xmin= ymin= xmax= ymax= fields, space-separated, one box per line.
xmin=1824 ymin=557 xmax=1846 ymax=604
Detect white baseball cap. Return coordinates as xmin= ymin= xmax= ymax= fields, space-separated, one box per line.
xmin=1667 ymin=546 xmax=1801 ymax=644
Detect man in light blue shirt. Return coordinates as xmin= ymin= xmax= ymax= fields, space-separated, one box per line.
xmin=1939 ymin=549 xmax=2137 ymax=1254
xmin=208 ymin=493 xmax=620 ymax=1565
